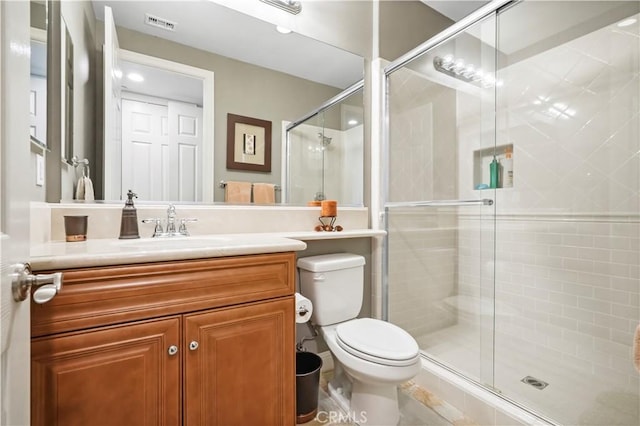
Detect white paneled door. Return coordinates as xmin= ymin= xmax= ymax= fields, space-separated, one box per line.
xmin=169 ymin=101 xmax=203 ymax=202
xmin=1 ymin=1 xmax=33 ymax=424
xmin=121 ymin=98 xmax=202 ymax=202
xmin=121 ymin=98 xmax=169 ymax=201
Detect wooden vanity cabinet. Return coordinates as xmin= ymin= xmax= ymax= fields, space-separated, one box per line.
xmin=31 ymin=317 xmax=182 ymax=426
xmin=31 ymin=252 xmax=296 ymax=426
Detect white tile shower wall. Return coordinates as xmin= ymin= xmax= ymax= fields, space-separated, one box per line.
xmin=387 ymin=67 xmax=461 ymax=341
xmin=287 ymin=122 xmax=363 ymax=206
xmin=387 ymin=210 xmax=459 ymax=337
xmin=458 ymin=11 xmax=639 ymax=214
xmin=458 ymin=215 xmax=640 ymax=398
xmin=455 ymin=10 xmax=640 ymax=409
xmin=387 ymin=67 xmax=459 ymax=204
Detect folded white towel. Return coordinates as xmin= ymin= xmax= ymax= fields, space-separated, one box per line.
xmin=83 ymin=177 xmax=95 ymax=201
xmin=75 ymin=176 xmax=94 ymax=201
xmin=75 ymin=176 xmax=85 ymax=200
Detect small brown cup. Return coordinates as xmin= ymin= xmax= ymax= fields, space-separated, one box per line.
xmin=64 ymin=215 xmax=88 ymax=242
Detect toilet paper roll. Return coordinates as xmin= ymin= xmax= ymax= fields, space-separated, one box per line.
xmin=295 ymin=292 xmax=313 ymax=323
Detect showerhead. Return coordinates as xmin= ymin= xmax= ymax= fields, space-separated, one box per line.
xmin=318 ymin=132 xmax=332 ymax=146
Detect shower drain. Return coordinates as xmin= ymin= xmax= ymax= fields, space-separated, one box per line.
xmin=521 ymin=376 xmax=549 ymax=390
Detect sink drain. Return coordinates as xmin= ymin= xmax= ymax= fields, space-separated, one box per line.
xmin=521 ymin=376 xmax=549 ymax=390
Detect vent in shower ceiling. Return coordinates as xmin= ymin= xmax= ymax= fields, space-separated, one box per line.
xmin=144 ymin=13 xmax=177 ymax=31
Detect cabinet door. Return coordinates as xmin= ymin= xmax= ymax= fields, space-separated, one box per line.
xmin=32 ymin=317 xmax=181 ymax=426
xmin=184 ymin=298 xmax=295 ymax=426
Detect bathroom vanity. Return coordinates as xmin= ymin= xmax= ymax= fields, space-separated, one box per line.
xmin=30 ymin=242 xmax=302 ymax=425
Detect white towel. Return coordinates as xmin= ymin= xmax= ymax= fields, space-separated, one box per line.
xmin=75 ymin=176 xmax=95 ymax=201
xmin=83 ymin=177 xmax=95 ymax=201
xmin=75 ymin=176 xmax=85 ymax=200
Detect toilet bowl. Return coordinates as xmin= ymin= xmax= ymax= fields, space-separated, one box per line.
xmin=297 ymin=254 xmax=421 ymax=425
xmin=321 ymin=319 xmax=421 ymax=425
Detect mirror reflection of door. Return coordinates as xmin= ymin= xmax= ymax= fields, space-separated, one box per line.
xmin=117 ymin=58 xmax=204 ymax=202
xmin=121 ymin=95 xmax=203 ymax=202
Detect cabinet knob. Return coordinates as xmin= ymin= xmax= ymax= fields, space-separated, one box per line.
xmin=189 ymin=341 xmax=199 ymax=351
xmin=168 ymin=345 xmax=178 ymax=356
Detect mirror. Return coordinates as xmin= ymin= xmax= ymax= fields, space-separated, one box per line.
xmin=30 ymin=1 xmax=47 ymax=147
xmin=51 ymin=0 xmax=365 ymax=205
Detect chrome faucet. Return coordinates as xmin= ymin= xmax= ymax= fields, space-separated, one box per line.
xmin=166 ymin=204 xmax=177 ymax=234
xmin=142 ymin=204 xmax=198 ymax=238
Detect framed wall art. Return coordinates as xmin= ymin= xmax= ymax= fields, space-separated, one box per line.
xmin=226 ymin=113 xmax=272 ymax=172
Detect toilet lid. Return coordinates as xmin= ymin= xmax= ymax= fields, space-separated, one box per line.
xmin=336 ymin=318 xmax=419 ymax=367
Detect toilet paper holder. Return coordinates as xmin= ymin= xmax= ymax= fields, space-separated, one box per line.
xmin=297 ymin=305 xmax=309 ymax=317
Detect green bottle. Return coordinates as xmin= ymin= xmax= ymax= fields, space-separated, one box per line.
xmin=489 ymin=157 xmax=499 ymax=188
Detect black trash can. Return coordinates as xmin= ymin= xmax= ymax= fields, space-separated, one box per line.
xmin=295 ymin=351 xmax=323 ymax=424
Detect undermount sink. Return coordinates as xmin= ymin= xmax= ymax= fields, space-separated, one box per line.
xmin=116 ymin=236 xmax=234 ymax=250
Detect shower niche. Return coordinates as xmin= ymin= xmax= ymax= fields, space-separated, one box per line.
xmin=472 ymin=143 xmax=513 ymax=190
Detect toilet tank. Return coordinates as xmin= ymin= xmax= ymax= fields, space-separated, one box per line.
xmin=297 ymin=253 xmax=366 ymax=326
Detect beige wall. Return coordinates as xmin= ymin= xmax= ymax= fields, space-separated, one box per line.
xmin=379 ymin=0 xmax=453 ymax=62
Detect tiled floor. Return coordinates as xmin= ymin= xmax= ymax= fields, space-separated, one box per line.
xmin=418 ymin=323 xmax=640 ymax=426
xmin=298 ymin=371 xmax=474 ymax=426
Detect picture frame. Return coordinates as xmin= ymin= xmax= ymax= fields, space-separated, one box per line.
xmin=226 ymin=113 xmax=272 ymax=172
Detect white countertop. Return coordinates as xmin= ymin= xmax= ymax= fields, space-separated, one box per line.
xmin=29 ymin=229 xmax=385 ymax=270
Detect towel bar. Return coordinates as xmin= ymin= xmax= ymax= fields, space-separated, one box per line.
xmin=71 ymin=156 xmax=90 ymax=178
xmin=219 ymin=180 xmax=281 ymax=191
xmin=385 ymin=199 xmax=493 ymax=208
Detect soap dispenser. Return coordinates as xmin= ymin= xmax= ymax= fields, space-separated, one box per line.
xmin=119 ymin=190 xmax=140 ymax=239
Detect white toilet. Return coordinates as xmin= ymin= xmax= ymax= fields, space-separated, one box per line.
xmin=298 ymin=253 xmax=420 ymax=426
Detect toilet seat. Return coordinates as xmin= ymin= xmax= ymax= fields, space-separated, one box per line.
xmin=335 ymin=318 xmax=419 ymax=367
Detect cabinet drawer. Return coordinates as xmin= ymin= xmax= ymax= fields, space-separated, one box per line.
xmin=32 ymin=252 xmax=296 ymax=337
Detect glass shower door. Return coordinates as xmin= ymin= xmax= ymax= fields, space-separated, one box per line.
xmin=492 ymin=1 xmax=640 ymax=424
xmin=385 ymin=12 xmax=499 ymax=387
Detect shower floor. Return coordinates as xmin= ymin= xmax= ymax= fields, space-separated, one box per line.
xmin=416 ymin=324 xmax=640 ymax=426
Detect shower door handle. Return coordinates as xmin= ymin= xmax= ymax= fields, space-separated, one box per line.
xmin=385 ymin=199 xmax=493 ymax=208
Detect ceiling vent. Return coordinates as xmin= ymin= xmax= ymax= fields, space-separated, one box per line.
xmin=144 ymin=13 xmax=177 ymax=32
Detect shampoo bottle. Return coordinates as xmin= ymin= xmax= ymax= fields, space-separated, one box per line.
xmin=489 ymin=156 xmax=499 ymax=189
xmin=502 ymin=147 xmax=514 ymax=188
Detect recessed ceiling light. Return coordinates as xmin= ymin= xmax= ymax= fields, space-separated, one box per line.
xmin=348 ymin=119 xmax=358 ymax=126
xmin=617 ymin=18 xmax=637 ymax=27
xmin=276 ymin=25 xmax=292 ymax=34
xmin=127 ymin=72 xmax=144 ymax=83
